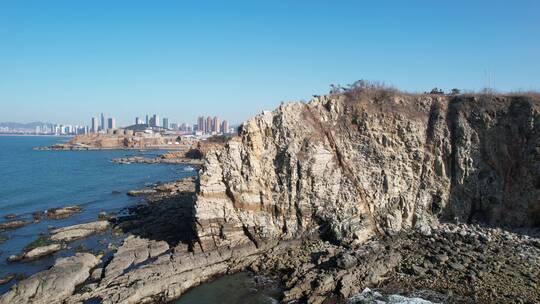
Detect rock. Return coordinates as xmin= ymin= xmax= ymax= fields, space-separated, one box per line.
xmin=337 ymin=253 xmax=358 ymax=269
xmin=103 ymin=235 xmax=169 ymax=280
xmin=0 ymin=253 xmax=99 ymax=304
xmin=7 ymin=254 xmax=23 ymax=263
xmin=411 ymin=265 xmax=427 ymax=276
xmin=50 ymin=221 xmax=109 ymax=242
xmin=0 ymin=220 xmax=29 ymax=231
xmin=98 ymin=211 xmax=115 ymax=220
xmin=434 ymin=254 xmax=449 ymax=263
xmin=90 ymin=268 xmax=103 ymax=281
xmin=45 ymin=205 xmax=83 ymax=220
xmin=22 ymin=243 xmax=63 ymax=260
xmin=4 ymin=214 xmax=17 ymax=220
xmin=448 ymin=262 xmax=466 ymax=271
xmin=0 ymin=235 xmax=8 ymax=244
xmin=32 ymin=212 xmax=43 ymax=221
xmin=127 ymin=189 xmax=157 ymax=196
xmin=0 ymin=274 xmax=15 ymax=285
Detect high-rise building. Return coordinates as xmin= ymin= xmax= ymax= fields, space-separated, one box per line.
xmin=107 ymin=117 xmax=116 ymax=129
xmin=135 ymin=117 xmax=142 ymax=125
xmin=197 ymin=116 xmax=205 ymax=133
xmin=170 ymin=123 xmax=178 ymax=130
xmin=151 ymin=114 xmax=159 ymax=127
xmin=213 ymin=116 xmax=220 ymax=133
xmin=145 ymin=115 xmax=149 ymax=125
xmin=206 ymin=116 xmax=212 ymax=134
xmin=100 ymin=113 xmax=105 ymax=131
xmin=91 ymin=117 xmax=98 ymax=133
xmin=163 ymin=118 xmax=169 ymax=129
xmin=222 ymin=120 xmax=229 ymax=134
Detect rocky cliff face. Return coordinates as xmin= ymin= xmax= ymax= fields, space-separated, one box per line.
xmin=3 ymin=90 xmax=538 ymax=304
xmin=195 ymin=91 xmax=539 ymax=250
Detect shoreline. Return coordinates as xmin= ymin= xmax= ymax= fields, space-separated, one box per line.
xmin=3 ymin=174 xmax=539 ymax=304
xmin=0 ymin=144 xmax=198 ymax=295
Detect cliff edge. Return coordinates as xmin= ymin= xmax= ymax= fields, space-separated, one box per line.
xmin=195 ymin=88 xmax=539 ymax=250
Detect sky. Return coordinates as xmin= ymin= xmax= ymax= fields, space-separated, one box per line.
xmin=0 ymin=1 xmax=539 ymax=126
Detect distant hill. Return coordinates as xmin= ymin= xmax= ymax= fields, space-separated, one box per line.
xmin=0 ymin=122 xmax=54 ymax=129
xmin=124 ymin=124 xmax=167 ymax=131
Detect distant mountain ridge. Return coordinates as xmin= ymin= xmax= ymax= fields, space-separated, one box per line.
xmin=0 ymin=122 xmax=54 ymax=129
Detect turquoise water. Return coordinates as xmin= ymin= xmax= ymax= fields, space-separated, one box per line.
xmin=0 ymin=136 xmax=193 ymax=294
xmin=176 ymin=272 xmax=281 ymax=304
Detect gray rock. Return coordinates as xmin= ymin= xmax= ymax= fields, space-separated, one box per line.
xmin=0 ymin=220 xmax=28 ymax=231
xmin=0 ymin=253 xmax=99 ymax=304
xmin=337 ymin=253 xmax=358 ymax=269
xmin=103 ymin=235 xmax=169 ymax=281
xmin=22 ymin=243 xmax=63 ymax=260
xmin=50 ymin=221 xmax=109 ymax=242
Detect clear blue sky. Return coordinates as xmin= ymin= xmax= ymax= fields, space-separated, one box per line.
xmin=1 ymin=1 xmax=539 ymax=126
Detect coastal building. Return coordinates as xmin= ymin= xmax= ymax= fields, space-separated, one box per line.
xmin=206 ymin=116 xmax=212 ymax=134
xmin=135 ymin=117 xmax=142 ymax=125
xmin=213 ymin=116 xmax=220 ymax=133
xmin=151 ymin=114 xmax=159 ymax=127
xmin=222 ymin=120 xmax=229 ymax=134
xmin=163 ymin=118 xmax=169 ymax=129
xmin=145 ymin=115 xmax=149 ymax=125
xmin=197 ymin=116 xmax=205 ymax=133
xmin=100 ymin=113 xmax=105 ymax=131
xmin=91 ymin=117 xmax=98 ymax=133
xmin=108 ymin=117 xmax=116 ymax=129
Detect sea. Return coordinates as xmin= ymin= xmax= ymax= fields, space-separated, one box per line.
xmin=0 ymin=136 xmax=282 ymax=303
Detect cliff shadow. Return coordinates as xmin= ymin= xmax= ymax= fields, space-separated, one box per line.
xmin=115 ymin=192 xmax=199 ymax=248
xmin=442 ymin=95 xmax=540 ymax=228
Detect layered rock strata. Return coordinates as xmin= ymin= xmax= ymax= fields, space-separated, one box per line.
xmin=195 ymin=92 xmax=539 ymax=251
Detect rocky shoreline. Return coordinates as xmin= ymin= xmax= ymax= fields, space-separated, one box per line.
xmin=1 ymin=89 xmax=538 ymax=303
xmin=2 ymin=174 xmax=538 ymax=304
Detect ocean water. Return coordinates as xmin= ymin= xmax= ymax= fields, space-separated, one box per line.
xmin=0 ymin=136 xmax=193 ymax=294
xmin=175 ymin=272 xmax=281 ymax=304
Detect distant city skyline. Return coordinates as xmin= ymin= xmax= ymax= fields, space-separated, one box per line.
xmin=1 ymin=1 xmax=539 ymax=125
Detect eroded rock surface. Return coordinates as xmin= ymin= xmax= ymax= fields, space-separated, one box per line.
xmin=50 ymin=221 xmax=109 ymax=242
xmin=195 ymin=92 xmax=539 ymax=251
xmin=103 ymin=235 xmax=169 ymax=280
xmin=0 ymin=220 xmax=29 ymax=231
xmin=0 ymin=253 xmax=99 ymax=304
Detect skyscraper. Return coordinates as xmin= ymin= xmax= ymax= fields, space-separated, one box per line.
xmin=151 ymin=114 xmax=159 ymax=127
xmin=197 ymin=116 xmax=205 ymax=133
xmin=100 ymin=113 xmax=105 ymax=131
xmin=107 ymin=117 xmax=116 ymax=129
xmin=222 ymin=120 xmax=229 ymax=134
xmin=145 ymin=115 xmax=149 ymax=125
xmin=206 ymin=116 xmax=212 ymax=134
xmin=91 ymin=117 xmax=98 ymax=133
xmin=213 ymin=116 xmax=220 ymax=133
xmin=135 ymin=117 xmax=142 ymax=125
xmin=162 ymin=118 xmax=169 ymax=129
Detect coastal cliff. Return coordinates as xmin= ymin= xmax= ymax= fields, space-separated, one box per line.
xmin=195 ymin=89 xmax=539 ymax=251
xmin=2 ymin=87 xmax=539 ymax=304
